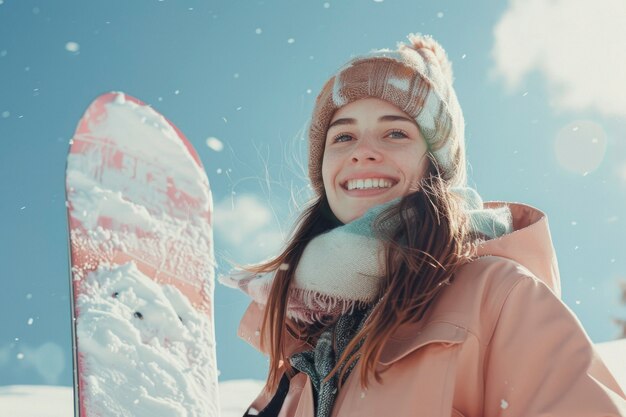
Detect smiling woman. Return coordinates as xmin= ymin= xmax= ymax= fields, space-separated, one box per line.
xmin=322 ymin=98 xmax=430 ymax=224
xmin=220 ymin=32 xmax=626 ymax=417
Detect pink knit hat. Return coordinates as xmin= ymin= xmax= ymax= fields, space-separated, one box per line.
xmin=308 ymin=33 xmax=467 ymax=195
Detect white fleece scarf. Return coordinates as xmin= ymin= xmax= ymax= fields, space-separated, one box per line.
xmin=220 ymin=202 xmax=388 ymax=323
xmin=219 ymin=187 xmax=513 ymax=324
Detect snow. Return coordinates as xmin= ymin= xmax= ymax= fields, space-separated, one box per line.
xmin=67 ymin=92 xmax=210 ymax=213
xmin=75 ymin=262 xmax=218 ymax=416
xmin=0 ymin=385 xmax=74 ymax=417
xmin=206 ymin=137 xmax=224 ymax=152
xmin=595 ymin=339 xmax=626 ymax=394
xmin=0 ymin=380 xmax=265 ymax=417
xmin=65 ymin=42 xmax=80 ymax=53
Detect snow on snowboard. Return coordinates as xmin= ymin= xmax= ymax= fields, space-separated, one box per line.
xmin=65 ymin=92 xmax=219 ymax=416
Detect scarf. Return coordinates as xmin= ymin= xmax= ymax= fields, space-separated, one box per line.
xmin=290 ymin=306 xmax=372 ymax=417
xmin=219 ymin=186 xmax=513 ymax=324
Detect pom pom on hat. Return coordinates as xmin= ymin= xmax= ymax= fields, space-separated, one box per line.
xmin=403 ymin=32 xmax=454 ymax=84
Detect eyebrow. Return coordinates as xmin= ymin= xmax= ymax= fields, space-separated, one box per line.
xmin=328 ymin=115 xmax=417 ymax=130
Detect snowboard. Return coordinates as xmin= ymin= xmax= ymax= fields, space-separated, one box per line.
xmin=65 ymin=92 xmax=219 ymax=417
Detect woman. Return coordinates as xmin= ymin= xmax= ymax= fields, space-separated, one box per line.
xmin=221 ymin=33 xmax=626 ymax=416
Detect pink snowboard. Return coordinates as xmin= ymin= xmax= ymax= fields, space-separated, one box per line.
xmin=65 ymin=92 xmax=219 ymax=416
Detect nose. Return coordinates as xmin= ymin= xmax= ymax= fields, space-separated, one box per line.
xmin=350 ymin=136 xmax=381 ymax=163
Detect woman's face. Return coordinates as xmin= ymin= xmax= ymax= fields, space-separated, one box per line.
xmin=322 ymin=97 xmax=430 ymax=224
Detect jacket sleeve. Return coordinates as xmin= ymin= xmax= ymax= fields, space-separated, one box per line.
xmin=483 ymin=274 xmax=626 ymax=416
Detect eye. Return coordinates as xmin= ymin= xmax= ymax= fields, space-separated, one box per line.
xmin=331 ymin=133 xmax=353 ymax=143
xmin=387 ymin=129 xmax=409 ymax=139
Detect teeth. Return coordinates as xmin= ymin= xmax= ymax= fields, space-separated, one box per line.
xmin=346 ymin=178 xmax=393 ymax=190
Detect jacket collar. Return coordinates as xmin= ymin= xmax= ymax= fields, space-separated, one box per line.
xmin=477 ymin=202 xmax=560 ymax=297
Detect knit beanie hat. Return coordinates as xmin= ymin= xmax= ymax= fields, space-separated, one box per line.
xmin=308 ymin=33 xmax=466 ymax=195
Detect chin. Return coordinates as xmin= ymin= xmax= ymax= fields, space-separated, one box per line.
xmin=333 ymin=195 xmax=400 ymax=224
xmin=342 ymin=205 xmax=371 ymax=223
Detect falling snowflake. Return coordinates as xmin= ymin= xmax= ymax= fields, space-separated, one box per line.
xmin=287 ymin=38 xmax=295 ymax=44
xmin=500 ymin=399 xmax=509 ymax=409
xmin=65 ymin=42 xmax=80 ymax=53
xmin=255 ymin=28 xmax=262 ymax=34
xmin=206 ymin=137 xmax=224 ymax=152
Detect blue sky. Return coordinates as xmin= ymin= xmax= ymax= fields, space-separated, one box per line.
xmin=1 ymin=0 xmax=626 ymax=387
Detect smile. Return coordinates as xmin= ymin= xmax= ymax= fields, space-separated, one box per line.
xmin=344 ymin=178 xmax=396 ymax=191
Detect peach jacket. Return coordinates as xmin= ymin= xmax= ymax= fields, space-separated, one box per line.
xmin=237 ymin=203 xmax=626 ymax=416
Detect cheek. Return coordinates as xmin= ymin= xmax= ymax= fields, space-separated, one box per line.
xmin=398 ymin=150 xmax=428 ymax=180
xmin=321 ymin=154 xmax=336 ymax=186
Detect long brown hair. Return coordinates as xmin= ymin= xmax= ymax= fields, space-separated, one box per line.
xmin=249 ymin=157 xmax=481 ymax=393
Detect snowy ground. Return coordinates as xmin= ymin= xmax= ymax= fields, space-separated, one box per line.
xmin=0 ymin=379 xmax=265 ymax=417
xmin=1 ymin=339 xmax=624 ymax=416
